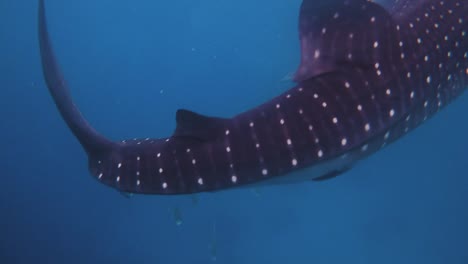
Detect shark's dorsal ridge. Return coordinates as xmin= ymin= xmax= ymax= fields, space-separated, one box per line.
xmin=294 ymin=0 xmax=400 ymax=82
xmin=173 ymin=109 xmax=229 ymax=141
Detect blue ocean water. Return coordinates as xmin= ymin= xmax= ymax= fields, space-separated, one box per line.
xmin=1 ymin=0 xmax=467 ymax=263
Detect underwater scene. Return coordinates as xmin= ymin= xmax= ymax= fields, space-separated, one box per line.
xmin=1 ymin=0 xmax=468 ymax=263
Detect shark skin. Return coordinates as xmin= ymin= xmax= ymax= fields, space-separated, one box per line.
xmin=38 ymin=0 xmax=467 ymax=195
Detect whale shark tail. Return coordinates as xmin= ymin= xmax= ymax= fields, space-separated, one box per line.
xmin=38 ymin=0 xmax=115 ymax=156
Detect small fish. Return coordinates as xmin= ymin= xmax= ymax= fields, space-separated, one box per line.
xmin=172 ymin=207 xmax=183 ymax=226
xmin=251 ymin=188 xmax=262 ymax=197
xmin=119 ymin=191 xmax=134 ymax=199
xmin=208 ymin=221 xmax=218 ymax=261
xmin=190 ymin=195 xmax=199 ymax=206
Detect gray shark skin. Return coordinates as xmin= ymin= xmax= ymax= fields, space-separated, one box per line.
xmin=38 ymin=0 xmax=467 ymax=195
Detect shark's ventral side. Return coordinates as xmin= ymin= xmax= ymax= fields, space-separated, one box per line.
xmin=38 ymin=0 xmax=467 ymax=195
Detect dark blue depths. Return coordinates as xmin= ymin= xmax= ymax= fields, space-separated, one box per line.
xmin=1 ymin=0 xmax=468 ymax=263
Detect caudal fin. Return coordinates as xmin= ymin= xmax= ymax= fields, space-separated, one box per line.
xmin=38 ymin=0 xmax=114 ymax=154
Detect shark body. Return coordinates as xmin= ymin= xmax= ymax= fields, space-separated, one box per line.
xmin=38 ymin=0 xmax=468 ymax=194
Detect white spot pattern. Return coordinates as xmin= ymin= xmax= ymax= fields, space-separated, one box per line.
xmin=89 ymin=0 xmax=467 ymax=195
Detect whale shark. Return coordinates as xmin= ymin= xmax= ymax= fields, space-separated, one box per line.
xmin=38 ymin=0 xmax=467 ymax=195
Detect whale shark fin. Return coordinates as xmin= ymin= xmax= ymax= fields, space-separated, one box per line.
xmin=293 ymin=0 xmax=399 ymax=82
xmin=173 ymin=109 xmax=229 ymax=142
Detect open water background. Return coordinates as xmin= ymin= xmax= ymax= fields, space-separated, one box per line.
xmin=1 ymin=0 xmax=467 ymax=263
